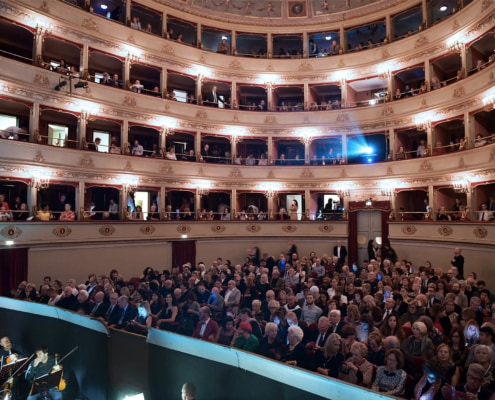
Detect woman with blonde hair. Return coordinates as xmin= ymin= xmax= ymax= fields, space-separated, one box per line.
xmin=402 ymin=321 xmax=435 ymax=360
xmin=314 ymin=333 xmax=344 ymax=378
xmin=339 ymin=341 xmax=374 ymax=387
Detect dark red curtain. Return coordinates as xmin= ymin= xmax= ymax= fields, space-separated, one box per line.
xmin=172 ymin=240 xmax=196 ymax=269
xmin=0 ymin=248 xmax=28 ymax=296
xmin=347 ymin=201 xmax=391 ymax=265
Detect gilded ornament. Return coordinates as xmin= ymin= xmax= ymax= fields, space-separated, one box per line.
xmin=79 ymin=154 xmax=94 ymax=168
xmin=339 ymin=169 xmax=348 ymax=178
xmin=246 ymin=224 xmax=261 ymax=233
xmin=401 ymin=225 xmax=417 ymax=235
xmin=266 ymin=65 xmax=274 ymax=72
xmin=473 ymin=227 xmax=488 ymax=239
xmin=161 ymin=164 xmax=173 ymax=174
xmin=230 ymin=168 xmax=243 ymax=178
xmin=266 ymin=170 xmax=275 ymax=179
xmin=1 ymin=225 xmax=22 ymax=239
xmin=39 ymin=1 xmax=49 ymax=12
xmin=282 ymin=225 xmax=297 ymax=233
xmin=140 ymin=225 xmax=155 ymax=235
xmin=81 ymin=18 xmax=99 ymax=32
xmin=33 ymin=73 xmax=50 ymax=87
xmin=298 ymin=62 xmax=313 ymax=72
xmin=211 ymin=224 xmax=226 ymax=233
xmin=33 ymin=150 xmax=45 ymax=163
xmin=196 ymin=110 xmax=207 ymax=118
xmin=127 ymin=35 xmax=136 ymax=44
xmin=318 ymin=225 xmax=334 ymax=233
xmin=176 ymin=225 xmax=191 ymax=234
xmin=386 ymin=166 xmax=394 ymax=176
xmin=452 ymin=20 xmax=460 ymax=31
xmin=265 ymin=116 xmax=276 ymax=124
xmin=414 ymin=36 xmax=428 ymax=48
xmin=301 ymin=169 xmax=313 ymax=178
xmin=481 ymin=0 xmax=494 ymax=12
xmin=419 ymin=160 xmax=433 ymax=172
xmin=453 ymin=86 xmax=466 ymax=98
xmin=123 ymin=96 xmax=136 ymax=107
xmin=124 ymin=161 xmax=134 ymax=171
xmin=99 ymin=225 xmax=115 ymax=236
xmin=458 ymin=157 xmax=465 ymax=168
xmin=53 ymin=226 xmax=72 ymax=238
xmin=229 ymin=60 xmax=243 ymax=70
xmin=161 ymin=44 xmax=175 ymax=55
xmin=438 ymin=225 xmax=453 ymax=236
xmin=490 ymin=148 xmax=495 ymax=162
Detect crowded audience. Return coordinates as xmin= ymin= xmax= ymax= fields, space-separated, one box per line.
xmin=7 ymin=243 xmax=495 ymax=399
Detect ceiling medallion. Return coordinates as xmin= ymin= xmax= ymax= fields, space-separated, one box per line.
xmin=1 ymin=225 xmax=22 ymax=239
xmin=289 ymin=1 xmax=306 ymax=17
xmin=438 ymin=225 xmax=453 ymax=236
xmin=53 ymin=226 xmax=72 ymax=238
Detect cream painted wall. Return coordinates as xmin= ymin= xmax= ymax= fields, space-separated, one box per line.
xmin=390 ymin=241 xmax=495 ymax=289
xmin=28 ymin=242 xmax=172 ymax=285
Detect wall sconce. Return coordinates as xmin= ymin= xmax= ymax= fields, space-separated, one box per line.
xmin=380 ymin=188 xmax=395 ymax=197
xmin=197 ymin=187 xmax=210 ymax=196
xmin=365 ymin=198 xmax=373 ymax=207
xmin=452 ymin=180 xmax=470 ymax=193
xmin=80 ymin=110 xmax=93 ymax=121
xmin=128 ymin=53 xmax=140 ymax=64
xmin=31 ymin=171 xmax=50 ymax=191
xmin=448 ymin=40 xmax=463 ymax=53
xmin=378 ymin=69 xmax=392 ymax=80
xmin=122 ymin=177 xmax=138 ymax=193
xmin=300 ymin=135 xmax=312 ymax=145
xmin=416 ymin=119 xmax=431 ymax=132
xmin=264 ymin=81 xmax=273 ymax=92
xmin=336 ymin=188 xmax=350 ymax=197
xmin=264 ymin=187 xmax=277 ymax=199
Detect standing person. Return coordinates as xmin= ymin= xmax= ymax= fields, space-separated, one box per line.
xmin=289 ymin=199 xmax=298 ymax=220
xmin=333 ymin=240 xmax=347 ymax=268
xmin=204 ymin=85 xmax=223 ymax=107
xmin=25 ymin=346 xmax=63 ymax=400
xmin=131 ymin=139 xmax=143 ymax=156
xmin=450 ymin=247 xmax=464 ymax=279
xmin=108 ymin=199 xmax=119 ymax=220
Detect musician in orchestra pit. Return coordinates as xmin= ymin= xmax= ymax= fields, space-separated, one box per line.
xmin=1 ymin=336 xmax=21 ymax=362
xmin=1 ymin=336 xmax=27 ymax=399
xmin=25 ymin=346 xmax=62 ymax=400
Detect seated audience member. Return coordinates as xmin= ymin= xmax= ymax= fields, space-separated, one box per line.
xmin=413 ymin=357 xmax=445 ymax=400
xmin=257 ymin=322 xmax=283 ymax=360
xmin=283 ymin=325 xmax=310 ymax=370
xmin=156 ymin=293 xmax=178 ymax=331
xmin=339 ymin=341 xmax=374 ymax=388
xmin=216 ymin=38 xmax=230 ymax=54
xmin=110 ymin=295 xmax=137 ymax=329
xmin=130 ymin=79 xmax=144 ymax=93
xmin=37 ymin=204 xmax=53 ymax=221
xmin=371 ymin=348 xmax=407 ymax=397
xmin=192 ymin=306 xmax=219 ymax=342
xmin=232 ymin=321 xmax=259 ymax=353
xmin=126 ymin=301 xmax=153 ymax=335
xmin=402 ymin=321 xmax=435 ymax=360
xmin=314 ymin=333 xmax=345 ymax=378
xmin=442 ymin=363 xmax=492 ymax=400
xmin=216 ymin=316 xmax=236 ymax=346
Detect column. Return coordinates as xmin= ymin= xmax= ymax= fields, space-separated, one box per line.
xmin=231 ymin=188 xmax=237 ymax=219
xmin=340 ymin=78 xmax=347 ymax=108
xmin=422 ymin=0 xmax=429 ymax=28
xmin=124 ymin=55 xmax=131 ymax=88
xmin=122 ymin=120 xmax=129 ymax=154
xmin=80 ymin=44 xmax=89 ymax=79
xmin=231 ymin=30 xmax=237 ymax=56
xmin=160 ymin=186 xmax=166 ymax=211
xmin=161 ymin=69 xmax=167 ymax=97
xmin=33 ymin=26 xmax=45 ymax=66
xmin=388 ymin=128 xmax=395 ymax=160
xmin=304 ymin=189 xmax=311 ymax=220
xmin=424 ymin=60 xmax=431 ymax=91
xmin=428 ymin=185 xmax=435 ymax=220
xmin=29 ymin=102 xmax=40 ymax=143
xmin=125 ymin=0 xmax=131 ymax=25
xmin=303 ymin=82 xmax=309 ymax=111
xmin=341 ymin=134 xmax=348 ymax=164
xmin=302 ymin=32 xmax=308 ymax=58
xmin=459 ymin=44 xmax=467 ymax=78
xmin=339 ymin=27 xmax=345 ymax=54
xmin=162 ymin=13 xmax=167 ymax=37
xmin=303 ymin=137 xmax=311 ymax=165
xmin=265 ymin=192 xmax=275 ymax=220
xmin=196 ymin=75 xmax=203 ymax=104
xmin=466 ymin=112 xmax=475 ymax=146
xmin=230 ymin=136 xmax=237 ymax=162
xmin=195 ymin=130 xmax=202 ymax=160
xmin=231 ymin=81 xmax=237 ymax=109
xmin=267 ymin=136 xmax=273 ymax=165
xmin=78 ymin=114 xmax=88 ymax=150
xmin=385 ymin=14 xmax=392 ymax=43
xmin=426 ymin=124 xmax=433 ymax=156
xmin=197 ymin=23 xmax=202 ymax=49
xmin=267 ymin=33 xmax=272 ymax=58
xmin=159 ymin=127 xmax=166 ymax=151
xmin=265 ymin=82 xmax=273 ymax=111
xmin=28 ymin=185 xmax=38 ymax=216
xmin=76 ymin=182 xmax=84 ymax=220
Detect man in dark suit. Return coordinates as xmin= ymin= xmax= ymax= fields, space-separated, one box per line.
xmin=110 ymin=295 xmax=137 ymax=329
xmin=203 ymin=85 xmax=223 ymax=107
xmin=102 ymin=292 xmax=120 ymax=325
xmin=307 ymin=316 xmax=332 ymax=350
xmin=88 ymin=137 xmax=101 ymax=151
xmin=192 ymin=306 xmax=219 ymax=342
xmin=328 ymin=309 xmax=347 ymax=335
xmin=333 ymin=240 xmax=347 ymax=268
xmin=89 ymin=291 xmax=108 ymax=318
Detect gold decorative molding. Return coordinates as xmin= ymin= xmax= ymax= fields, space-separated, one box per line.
xmin=419 ymin=160 xmax=433 ymax=172
xmin=211 ymin=224 xmax=226 ymax=233
xmin=199 ymin=55 xmax=206 ymax=64
xmin=382 ymin=106 xmax=394 ymax=116
xmin=177 ymin=224 xmax=191 ymax=234
xmin=33 ymin=151 xmax=45 ymax=163
xmin=230 ymin=167 xmax=243 ymax=178
xmin=481 ymin=0 xmax=494 ymax=12
xmin=298 ymin=62 xmax=312 ymax=72
xmin=161 ymin=164 xmax=173 ymax=174
xmin=124 ymin=161 xmax=134 ymax=171
xmin=140 ymin=225 xmax=155 ymax=235
xmin=196 ymin=110 xmax=207 ymax=118
xmin=127 ymin=35 xmax=136 ymax=44
xmin=232 ymin=114 xmax=239 ymax=122
xmin=246 ymin=224 xmax=261 ymax=233
xmin=99 ymin=225 xmax=115 ymax=236
xmin=81 ymin=18 xmax=99 ymax=32
xmin=458 ymin=157 xmax=465 ymax=168
xmin=53 ymin=226 xmax=72 ymax=238
xmin=452 ymin=20 xmax=460 ymax=31
xmin=438 ymin=225 xmax=453 ymax=236
xmin=33 ymin=73 xmax=50 ymax=87
xmin=386 ymin=166 xmax=394 ymax=176
xmin=266 ymin=170 xmax=275 ymax=179
xmin=79 ymin=154 xmax=94 ymax=168
xmin=420 ymin=98 xmax=428 ymax=109
xmin=473 ymin=227 xmax=488 ymax=239
xmin=265 ymin=116 xmax=276 ymax=124
xmin=161 ymin=44 xmax=175 ymax=55
xmin=318 ymin=224 xmax=334 ymax=233
xmin=339 ymin=168 xmax=347 ymax=178
xmin=123 ymin=96 xmax=137 ymax=107
xmin=266 ymin=64 xmax=274 ymax=72
xmin=401 ymin=225 xmax=417 ymax=235
xmin=1 ymin=225 xmax=22 ymax=239
xmin=453 ymin=86 xmax=466 ymax=98
xmin=281 ymin=224 xmax=297 ymax=233
xmin=336 ymin=113 xmax=349 ymax=122
xmin=414 ymin=35 xmax=428 ymax=48
xmin=301 ymin=169 xmax=314 ymax=178
xmin=229 ymin=60 xmax=243 ymax=70
xmin=490 ymin=148 xmax=495 ymax=162
xmin=197 ymin=167 xmax=205 ymax=176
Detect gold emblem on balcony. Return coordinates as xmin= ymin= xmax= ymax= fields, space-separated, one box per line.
xmin=438 ymin=226 xmax=453 ymax=236
xmin=401 ymin=225 xmax=417 ymax=235
xmin=473 ymin=227 xmax=488 ymax=239
xmin=212 ymin=224 xmax=226 ymax=233
xmin=282 ymin=225 xmax=297 ymax=233
xmin=318 ymin=225 xmax=333 ymax=233
xmin=53 ymin=226 xmax=72 ymax=238
xmin=99 ymin=225 xmax=115 ymax=237
xmin=1 ymin=226 xmax=22 ymax=239
xmin=246 ymin=224 xmax=261 ymax=233
xmin=140 ymin=225 xmax=155 ymax=235
xmin=177 ymin=225 xmax=191 ymax=234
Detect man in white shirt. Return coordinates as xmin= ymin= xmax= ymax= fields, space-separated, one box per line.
xmin=131 ymin=139 xmax=144 ymax=156
xmin=478 ymin=203 xmax=492 ymax=221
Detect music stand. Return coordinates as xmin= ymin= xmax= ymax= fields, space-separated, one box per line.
xmin=29 ymin=369 xmax=63 ymax=396
xmin=0 ymin=358 xmax=28 ymax=382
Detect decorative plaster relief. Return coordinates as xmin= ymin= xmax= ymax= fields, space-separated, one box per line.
xmin=39 ymin=1 xmax=49 ymax=12
xmin=177 ymin=225 xmax=191 ymax=234
xmin=33 ymin=151 xmax=45 ymax=163
xmin=123 ymin=96 xmax=137 ymax=107
xmin=229 ymin=60 xmax=243 ymax=70
xmin=81 ymin=18 xmax=99 ymax=32
xmin=99 ymin=225 xmax=115 ymax=236
xmin=438 ymin=226 xmax=453 ymax=236
xmin=318 ymin=225 xmax=334 ymax=233
xmin=246 ymin=224 xmax=261 ymax=233
xmin=140 ymin=225 xmax=155 ymax=235
xmin=124 ymin=161 xmax=133 ymax=171
xmin=161 ymin=44 xmax=175 ymax=55
xmin=301 ymin=169 xmax=314 ymax=178
xmin=33 ymin=73 xmax=50 ymax=88
xmin=473 ymin=227 xmax=488 ymax=238
xmin=1 ymin=225 xmax=22 ymax=239
xmin=211 ymin=224 xmax=226 ymax=233
xmin=79 ymin=155 xmax=94 ymax=168
xmin=53 ymin=226 xmax=71 ymax=238
xmin=230 ymin=168 xmax=243 ymax=178
xmin=458 ymin=157 xmax=465 ymax=168
xmin=419 ymin=160 xmax=433 ymax=172
xmin=282 ymin=225 xmax=297 ymax=233
xmin=453 ymin=86 xmax=466 ymax=98
xmin=401 ymin=225 xmax=417 ymax=235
